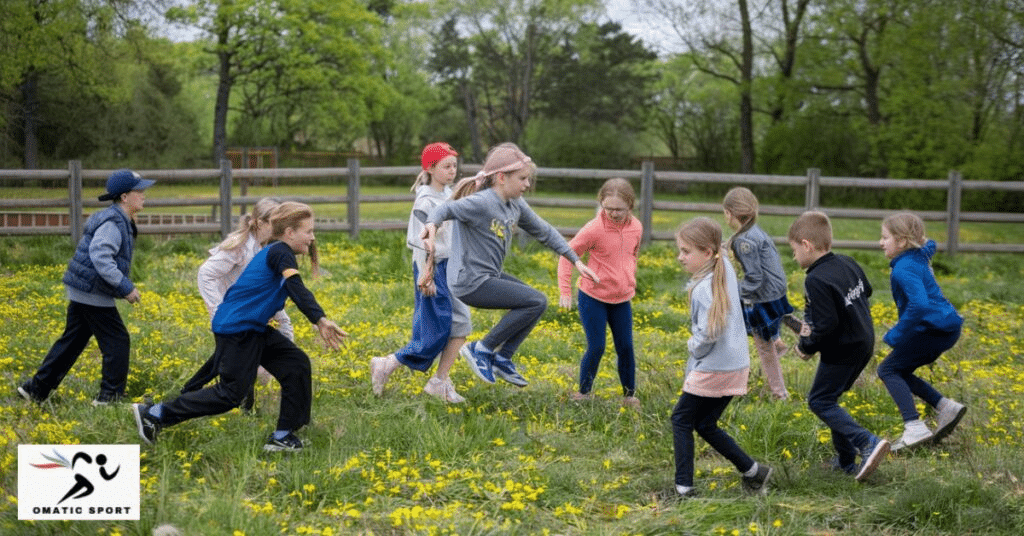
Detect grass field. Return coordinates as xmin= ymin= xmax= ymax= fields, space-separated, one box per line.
xmin=2 ymin=220 xmax=1023 ymax=534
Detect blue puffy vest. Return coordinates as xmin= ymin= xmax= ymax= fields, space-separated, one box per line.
xmin=62 ymin=205 xmax=136 ymax=297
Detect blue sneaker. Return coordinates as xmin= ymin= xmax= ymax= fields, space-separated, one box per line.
xmin=828 ymin=455 xmax=857 ymax=475
xmin=855 ymin=435 xmax=890 ymax=482
xmin=491 ymin=356 xmax=528 ymax=387
xmin=460 ymin=342 xmax=495 ymax=384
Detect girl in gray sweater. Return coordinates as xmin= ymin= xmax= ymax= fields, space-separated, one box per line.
xmin=422 ymin=143 xmax=598 ymax=387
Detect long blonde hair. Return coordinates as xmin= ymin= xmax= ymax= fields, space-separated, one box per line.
xmin=451 ymin=142 xmax=536 ymax=200
xmin=723 ymin=187 xmax=758 ymax=251
xmin=678 ymin=217 xmax=730 ymax=341
xmin=218 ymin=197 xmax=282 ymax=251
xmin=269 ymin=201 xmax=321 ymax=276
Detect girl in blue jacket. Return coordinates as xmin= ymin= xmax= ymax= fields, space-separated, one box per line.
xmin=878 ymin=213 xmax=966 ymax=451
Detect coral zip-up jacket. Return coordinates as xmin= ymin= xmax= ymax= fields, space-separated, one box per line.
xmin=558 ymin=210 xmax=643 ymax=304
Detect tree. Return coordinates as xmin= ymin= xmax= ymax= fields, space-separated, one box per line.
xmin=167 ymin=0 xmax=385 ymax=163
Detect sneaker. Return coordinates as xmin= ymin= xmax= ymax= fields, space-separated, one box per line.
xmin=891 ymin=421 xmax=934 ymax=452
xmin=459 ymin=342 xmax=495 ymax=384
xmin=131 ymin=403 xmax=161 ymax=445
xmin=491 ymin=356 xmax=528 ymax=387
xmin=827 ymin=455 xmax=857 ymax=475
xmin=370 ymin=355 xmax=397 ymax=395
xmin=933 ymin=398 xmax=967 ymax=443
xmin=741 ymin=464 xmax=773 ymax=495
xmin=92 ymin=392 xmax=123 ymax=406
xmin=17 ymin=384 xmax=43 ymax=403
xmin=264 ymin=433 xmax=304 ymax=452
xmin=621 ymin=396 xmax=641 ymax=410
xmin=855 ymin=435 xmax=890 ymax=482
xmin=423 ymin=377 xmax=466 ymax=404
xmin=675 ymin=484 xmax=698 ymax=498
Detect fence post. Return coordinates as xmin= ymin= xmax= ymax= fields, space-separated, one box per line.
xmin=68 ymin=160 xmax=83 ymax=244
xmin=946 ymin=170 xmax=962 ymax=257
xmin=805 ymin=168 xmax=821 ymax=210
xmin=640 ymin=160 xmax=654 ymax=245
xmin=347 ymin=158 xmax=360 ymax=240
xmin=219 ymin=159 xmax=233 ymax=239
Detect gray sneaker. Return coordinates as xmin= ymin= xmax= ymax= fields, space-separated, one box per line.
xmin=933 ymin=399 xmax=967 ymax=443
xmin=741 ymin=464 xmax=773 ymax=495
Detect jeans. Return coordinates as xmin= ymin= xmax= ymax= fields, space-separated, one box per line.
xmin=808 ymin=355 xmax=873 ymax=463
xmin=878 ymin=326 xmax=960 ymax=421
xmin=577 ymin=291 xmax=636 ymax=396
xmin=457 ymin=273 xmax=546 ymax=360
xmin=27 ymin=301 xmax=130 ymax=399
xmin=671 ymin=392 xmax=754 ymax=487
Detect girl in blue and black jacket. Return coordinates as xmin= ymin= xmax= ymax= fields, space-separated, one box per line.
xmin=878 ymin=213 xmax=966 ymax=451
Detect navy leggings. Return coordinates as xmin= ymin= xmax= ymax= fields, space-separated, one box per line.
xmin=877 ymin=326 xmax=960 ymax=422
xmin=576 ymin=291 xmax=636 ymax=396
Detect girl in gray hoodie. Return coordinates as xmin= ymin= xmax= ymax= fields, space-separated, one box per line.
xmin=421 ymin=143 xmax=598 ymax=387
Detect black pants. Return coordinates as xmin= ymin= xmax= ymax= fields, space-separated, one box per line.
xmin=27 ymin=301 xmax=129 ymax=399
xmin=671 ymin=392 xmax=754 ymax=487
xmin=160 ymin=329 xmax=311 ymax=432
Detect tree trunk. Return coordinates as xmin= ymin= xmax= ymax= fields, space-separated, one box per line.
xmin=21 ymin=70 xmax=39 ymax=170
xmin=212 ymin=29 xmax=233 ymax=165
xmin=739 ymin=0 xmax=755 ymax=173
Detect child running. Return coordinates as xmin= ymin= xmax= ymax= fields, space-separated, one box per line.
xmin=181 ymin=198 xmax=292 ymax=413
xmin=421 ymin=142 xmax=599 ymax=387
xmin=671 ymin=217 xmax=772 ymax=497
xmin=132 ymin=202 xmax=347 ymax=452
xmin=878 ymin=213 xmax=966 ymax=451
xmin=18 ymin=169 xmax=154 ymax=406
xmin=788 ymin=211 xmax=889 ymax=481
xmin=370 ymin=142 xmax=472 ymax=403
xmin=723 ymin=187 xmax=794 ymax=399
xmin=557 ymin=178 xmax=643 ymax=408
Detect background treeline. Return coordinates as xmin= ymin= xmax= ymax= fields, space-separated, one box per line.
xmin=2 ymin=0 xmax=1023 ymax=210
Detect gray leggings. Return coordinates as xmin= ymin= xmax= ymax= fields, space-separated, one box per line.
xmin=457 ymin=273 xmax=547 ymax=360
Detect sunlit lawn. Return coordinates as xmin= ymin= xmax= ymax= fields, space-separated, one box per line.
xmin=1 ymin=230 xmax=1023 ymax=535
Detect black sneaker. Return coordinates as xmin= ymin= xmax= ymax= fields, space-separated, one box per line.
xmin=92 ymin=392 xmax=123 ymax=406
xmin=132 ymin=403 xmax=161 ymax=445
xmin=741 ymin=464 xmax=773 ymax=495
xmin=264 ymin=433 xmax=303 ymax=453
xmin=17 ymin=384 xmax=43 ymax=403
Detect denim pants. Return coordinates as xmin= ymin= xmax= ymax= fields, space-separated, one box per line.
xmin=576 ymin=291 xmax=636 ymax=396
xmin=27 ymin=301 xmax=130 ymax=399
xmin=161 ymin=329 xmax=311 ymax=432
xmin=395 ymin=261 xmax=454 ymax=372
xmin=878 ymin=326 xmax=960 ymax=422
xmin=808 ymin=354 xmax=873 ymax=464
xmin=457 ymin=273 xmax=546 ymax=361
xmin=671 ymin=392 xmax=754 ymax=487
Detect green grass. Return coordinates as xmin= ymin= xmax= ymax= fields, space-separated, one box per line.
xmin=2 ymin=231 xmax=1023 ymax=535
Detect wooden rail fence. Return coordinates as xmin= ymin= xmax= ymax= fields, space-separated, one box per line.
xmin=2 ymin=160 xmax=1023 ymax=256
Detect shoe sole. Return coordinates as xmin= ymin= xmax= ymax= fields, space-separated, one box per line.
xmin=18 ymin=386 xmax=39 ymax=403
xmin=460 ymin=345 xmax=495 ymax=384
xmin=492 ymin=368 xmax=528 ymax=388
xmin=855 ymin=440 xmax=890 ymax=482
xmin=891 ymin=433 xmax=935 ymax=453
xmin=932 ymin=406 xmax=967 ymax=444
xmin=263 ymin=444 xmax=302 ymax=453
xmin=132 ymin=404 xmax=155 ymax=446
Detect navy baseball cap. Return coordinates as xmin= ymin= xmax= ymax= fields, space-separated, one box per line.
xmin=98 ymin=169 xmax=155 ymax=201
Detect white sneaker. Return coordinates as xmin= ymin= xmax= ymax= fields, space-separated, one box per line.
xmin=370 ymin=355 xmax=398 ymax=396
xmin=423 ymin=377 xmax=466 ymax=404
xmin=891 ymin=420 xmax=934 ymax=452
xmin=933 ymin=398 xmax=967 ymax=443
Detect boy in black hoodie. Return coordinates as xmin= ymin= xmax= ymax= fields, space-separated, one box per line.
xmin=787 ymin=211 xmax=889 ymax=482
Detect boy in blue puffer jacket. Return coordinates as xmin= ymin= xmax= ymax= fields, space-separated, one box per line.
xmin=18 ymin=169 xmax=154 ymax=405
xmin=878 ymin=213 xmax=966 ymax=451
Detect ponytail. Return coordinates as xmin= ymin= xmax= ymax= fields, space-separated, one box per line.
xmin=678 ymin=217 xmax=730 ymax=341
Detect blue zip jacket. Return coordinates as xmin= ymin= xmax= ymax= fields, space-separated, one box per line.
xmin=884 ymin=239 xmax=962 ymax=348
